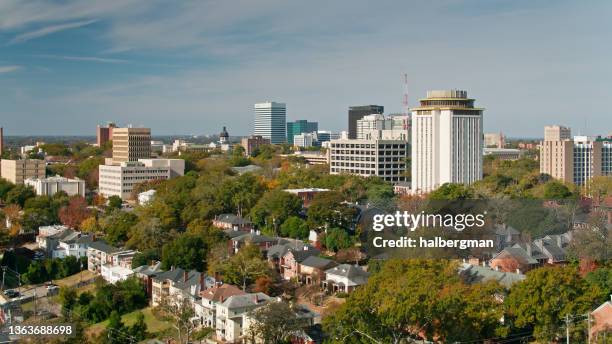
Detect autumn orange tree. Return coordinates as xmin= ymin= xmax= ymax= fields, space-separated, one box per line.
xmin=59 ymin=196 xmax=91 ymax=229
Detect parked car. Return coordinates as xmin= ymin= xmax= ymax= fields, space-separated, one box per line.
xmin=4 ymin=289 xmax=20 ymax=298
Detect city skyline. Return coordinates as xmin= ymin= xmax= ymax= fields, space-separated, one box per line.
xmin=1 ymin=1 xmax=611 ymax=136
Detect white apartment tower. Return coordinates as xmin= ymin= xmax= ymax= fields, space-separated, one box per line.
xmin=411 ymin=90 xmax=484 ymax=194
xmin=254 ymin=102 xmax=286 ymax=144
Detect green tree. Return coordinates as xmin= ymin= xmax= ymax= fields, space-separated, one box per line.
xmin=306 ymin=192 xmax=357 ymax=230
xmin=506 ymin=266 xmax=604 ymax=342
xmin=5 ymin=184 xmax=36 ymax=207
xmin=161 ymin=234 xmax=208 ymax=271
xmin=128 ymin=311 xmax=148 ymax=342
xmin=107 ymin=195 xmax=123 ymax=210
xmin=104 ymin=310 xmax=126 ymax=344
xmin=542 ymin=180 xmax=573 ymax=199
xmin=249 ymin=189 xmax=302 ymax=232
xmin=324 ymin=227 xmax=352 ymax=252
xmin=218 ymin=243 xmax=270 ymax=290
xmin=279 ymin=216 xmax=309 ymax=239
xmin=246 ymin=302 xmax=308 ymax=343
xmin=59 ymin=287 xmax=78 ymax=318
xmin=323 ymin=259 xmax=507 ymax=343
xmin=429 ymin=183 xmax=474 ymax=200
xmin=100 ymin=209 xmax=139 ymax=245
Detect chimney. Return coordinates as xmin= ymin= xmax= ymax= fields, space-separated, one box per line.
xmin=494 ymin=265 xmax=499 ymax=271
xmin=482 ymin=261 xmax=486 ymax=267
xmin=183 ymin=270 xmax=189 ymax=282
xmin=253 ymin=294 xmax=259 ymax=303
xmin=516 ymin=268 xmax=521 ymax=274
xmin=256 ymin=230 xmax=261 ymax=235
xmin=171 ymin=265 xmax=175 ymax=271
xmin=526 ymin=244 xmax=532 ymax=257
xmin=556 ymin=236 xmax=562 ymax=248
xmin=199 ymin=272 xmax=205 ymax=290
xmin=250 ymin=228 xmax=255 ymax=234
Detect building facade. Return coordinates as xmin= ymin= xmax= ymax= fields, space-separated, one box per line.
xmin=357 ymin=114 xmax=410 ymax=141
xmin=287 ymin=120 xmax=318 ymax=145
xmin=25 ymin=175 xmax=86 ymax=197
xmin=293 ymin=133 xmax=316 ymax=148
xmin=96 ymin=122 xmax=117 ymax=147
xmin=348 ymin=105 xmax=384 ymax=139
xmin=484 ymin=132 xmax=505 ymax=148
xmin=0 ymin=159 xmax=46 ymax=184
xmin=240 ymin=135 xmax=271 ymax=156
xmin=539 ymin=126 xmax=612 ymax=186
xmin=111 ymin=127 xmax=151 ymax=165
xmin=98 ymin=159 xmax=185 ymax=200
xmin=254 ymin=102 xmax=286 ymax=144
xmin=411 ymin=90 xmax=484 ymax=194
xmin=329 ymin=139 xmax=409 ymax=184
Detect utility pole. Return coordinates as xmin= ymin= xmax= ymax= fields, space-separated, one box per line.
xmin=587 ymin=312 xmax=591 ymax=344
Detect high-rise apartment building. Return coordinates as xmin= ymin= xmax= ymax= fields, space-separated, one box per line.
xmin=544 ymin=125 xmax=571 ymax=141
xmin=96 ymin=122 xmax=117 ymax=147
xmin=1 ymin=159 xmax=46 ymax=184
xmin=287 ymin=120 xmax=318 ymax=145
xmin=348 ymin=105 xmax=384 ymax=139
xmin=540 ymin=126 xmax=612 ymax=186
xmin=111 ymin=127 xmax=151 ymax=165
xmin=254 ymin=102 xmax=286 ymax=144
xmin=329 ymin=139 xmax=408 ymax=184
xmin=411 ymin=90 xmax=484 ymax=194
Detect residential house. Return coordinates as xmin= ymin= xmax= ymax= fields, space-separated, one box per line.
xmin=229 ymin=231 xmax=279 ymax=255
xmin=299 ymin=256 xmax=337 ymax=285
xmin=133 ymin=261 xmax=164 ymax=297
xmin=215 ymin=292 xmax=273 ymax=343
xmin=283 ymin=188 xmax=329 ymax=208
xmin=87 ymin=241 xmax=137 ymax=276
xmin=150 ymin=268 xmax=215 ymax=307
xmin=37 ymin=228 xmax=92 ymax=259
xmin=459 ymin=262 xmax=526 ymax=289
xmin=280 ymin=246 xmax=321 ymax=281
xmin=493 ymin=223 xmax=520 ymax=250
xmin=590 ymin=297 xmax=612 ymax=341
xmin=36 ymin=225 xmax=69 ymax=249
xmin=199 ymin=284 xmax=245 ymax=328
xmin=322 ymin=264 xmax=370 ymax=293
xmin=490 ymin=232 xmax=571 ymax=273
xmin=213 ymin=214 xmax=253 ymax=231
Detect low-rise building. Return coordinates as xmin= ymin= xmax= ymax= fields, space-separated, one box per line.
xmin=25 ymin=175 xmax=86 ymax=197
xmin=101 ymin=264 xmax=135 ymax=284
xmin=37 ymin=227 xmax=92 ymax=259
xmin=241 ymin=135 xmax=271 ymax=156
xmin=299 ymin=256 xmax=337 ymax=285
xmin=230 ymin=231 xmax=278 ymax=255
xmin=283 ymin=188 xmax=329 ymax=208
xmin=98 ymin=158 xmax=185 ymax=200
xmin=489 ymin=232 xmax=571 ymax=273
xmin=199 ymin=284 xmax=245 ymax=328
xmin=87 ymin=241 xmax=137 ymax=276
xmin=483 ymin=148 xmax=523 ymax=161
xmin=459 ymin=262 xmax=525 ymax=289
xmin=212 ymin=214 xmax=253 ymax=231
xmin=284 ymin=151 xmax=330 ymax=165
xmin=590 ymin=297 xmax=612 ymax=341
xmin=137 ymin=189 xmax=156 ymax=205
xmin=279 ymin=246 xmax=321 ymax=281
xmin=215 ymin=292 xmax=273 ymax=342
xmin=132 ymin=261 xmax=163 ymax=297
xmin=322 ymin=264 xmax=370 ymax=293
xmin=151 ymin=268 xmax=215 ymax=307
xmin=329 ymin=139 xmax=408 ymax=184
xmin=0 ymin=159 xmax=45 ymax=184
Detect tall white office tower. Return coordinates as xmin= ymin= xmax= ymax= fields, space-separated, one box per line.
xmin=254 ymin=102 xmax=286 ymax=144
xmin=411 ymin=90 xmax=483 ymax=194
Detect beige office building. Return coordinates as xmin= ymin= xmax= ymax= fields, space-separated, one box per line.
xmin=544 ymin=125 xmax=571 ymax=141
xmin=111 ymin=127 xmax=151 ymax=165
xmin=1 ymin=159 xmax=46 ymax=184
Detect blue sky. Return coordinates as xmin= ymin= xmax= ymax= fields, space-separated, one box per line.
xmin=0 ymin=0 xmax=610 ymax=137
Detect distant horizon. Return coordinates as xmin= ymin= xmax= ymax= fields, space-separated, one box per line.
xmin=1 ymin=1 xmax=611 ymax=137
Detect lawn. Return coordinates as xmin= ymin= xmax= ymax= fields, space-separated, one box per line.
xmin=54 ymin=270 xmax=97 ymax=288
xmin=86 ymin=307 xmax=172 ymax=336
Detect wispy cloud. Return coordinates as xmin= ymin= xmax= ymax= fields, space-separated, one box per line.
xmin=0 ymin=65 xmax=21 ymax=73
xmin=9 ymin=19 xmax=97 ymax=44
xmin=34 ymin=54 xmax=128 ymax=64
